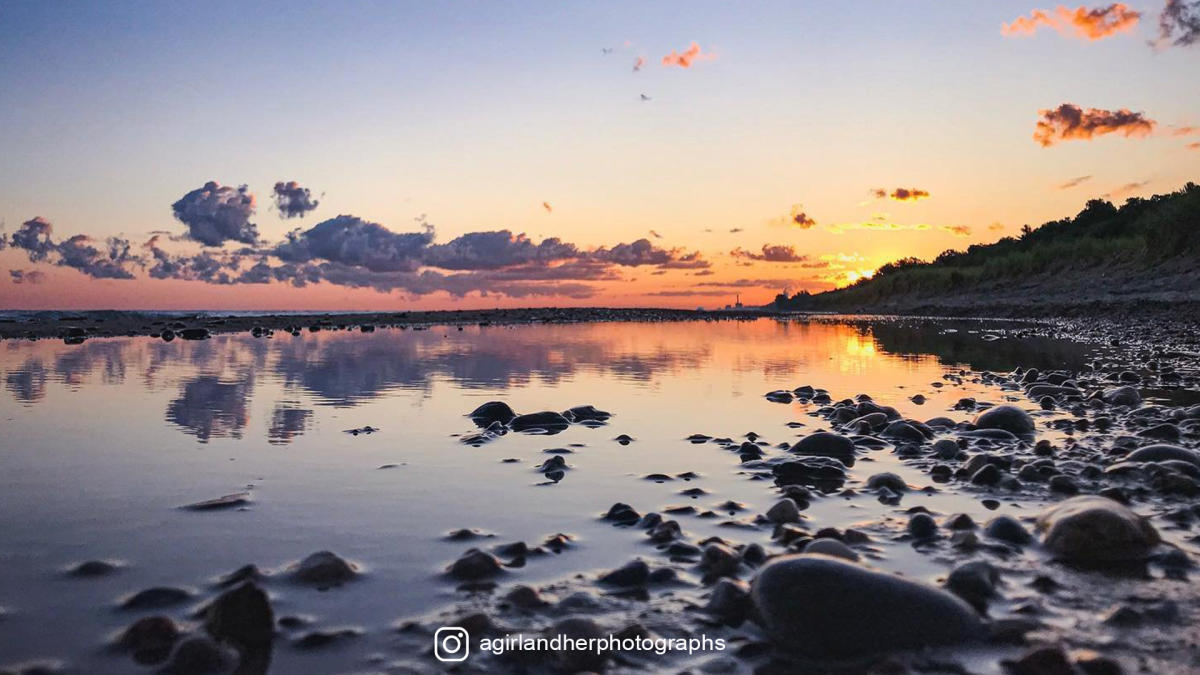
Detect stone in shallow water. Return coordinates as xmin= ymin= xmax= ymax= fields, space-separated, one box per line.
xmin=118 ymin=615 xmax=180 ymax=665
xmin=203 ymin=581 xmax=273 ymax=650
xmin=160 ymin=636 xmax=235 ymax=674
xmin=68 ymin=560 xmax=119 ymax=577
xmin=447 ymin=549 xmax=503 ymax=581
xmin=1126 ymin=444 xmax=1200 ymax=467
xmin=291 ymin=551 xmax=358 ymax=586
xmin=1036 ymin=496 xmax=1159 ymax=565
xmin=509 ymin=411 xmax=571 ymax=433
xmin=1102 ymin=386 xmax=1141 ymax=407
xmin=563 ymin=405 xmax=611 ymax=422
xmin=802 ymin=538 xmax=859 ymax=561
xmin=750 ymin=554 xmax=985 ymax=660
xmin=120 ymin=587 xmax=192 ymax=610
xmin=181 ymin=492 xmax=251 ymax=511
xmin=789 ymin=432 xmax=856 ymax=458
xmin=765 ymin=498 xmax=802 ymax=524
xmin=972 ymin=405 xmax=1034 ymax=436
xmin=983 ymin=515 xmax=1033 ymax=546
xmin=468 ymin=401 xmax=517 ymax=426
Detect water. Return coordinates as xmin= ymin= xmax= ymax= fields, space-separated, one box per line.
xmin=0 ymin=317 xmax=1098 ymax=672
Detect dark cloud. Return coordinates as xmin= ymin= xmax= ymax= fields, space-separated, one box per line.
xmin=274 ymin=215 xmax=434 ymax=272
xmin=1159 ymin=0 xmax=1200 ymax=46
xmin=423 ymin=231 xmax=579 ymax=270
xmin=649 ymin=230 xmax=663 ymax=239
xmin=728 ymin=227 xmax=743 ymax=233
xmin=272 ymin=181 xmax=320 ymax=219
xmin=9 ymin=218 xmax=142 ymax=279
xmin=1058 ymin=175 xmax=1093 ymax=189
xmin=872 ymin=187 xmax=931 ymax=201
xmin=9 ymin=269 xmax=46 ymax=284
xmin=730 ymin=244 xmax=823 ymax=264
xmin=590 ymin=239 xmax=710 ymax=269
xmin=171 ymin=181 xmax=259 ymax=246
xmin=1034 ymin=104 xmax=1156 ymax=146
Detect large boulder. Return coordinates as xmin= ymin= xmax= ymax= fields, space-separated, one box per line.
xmin=1125 ymin=444 xmax=1200 ymax=467
xmin=1036 ymin=496 xmax=1160 ymax=565
xmin=972 ymin=405 xmax=1035 ymax=437
xmin=749 ymin=554 xmax=985 ymax=660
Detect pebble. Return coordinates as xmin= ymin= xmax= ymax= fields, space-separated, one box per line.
xmin=291 ymin=551 xmax=358 ymax=586
xmin=972 ymin=405 xmax=1035 ymax=436
xmin=1037 ymin=496 xmax=1160 ymax=564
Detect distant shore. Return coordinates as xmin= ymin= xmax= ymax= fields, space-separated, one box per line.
xmin=0 ymin=307 xmax=783 ymax=340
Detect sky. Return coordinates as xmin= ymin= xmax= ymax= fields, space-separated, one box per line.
xmin=0 ymin=0 xmax=1197 ymax=311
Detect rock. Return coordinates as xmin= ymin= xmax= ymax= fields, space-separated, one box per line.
xmin=765 ymin=390 xmax=794 ymax=403
xmin=447 ymin=549 xmax=503 ymax=580
xmin=1001 ymin=645 xmax=1074 ymax=675
xmin=468 ymin=401 xmax=517 ymax=426
xmin=181 ymin=493 xmax=250 ymax=511
xmin=773 ymin=456 xmax=848 ymax=488
xmin=563 ymin=405 xmax=612 ymax=422
xmin=866 ymin=472 xmax=908 ymax=492
xmin=705 ymin=579 xmax=750 ymax=624
xmin=790 ymin=432 xmax=856 ymax=459
xmin=603 ymin=503 xmax=640 ymax=525
xmin=972 ymin=405 xmax=1034 ymax=436
xmin=178 ymin=328 xmax=211 ymax=341
xmin=121 ymin=587 xmax=192 ymax=610
xmin=765 ymin=498 xmax=802 ymax=524
xmin=544 ymin=618 xmax=607 ymax=672
xmin=504 ymin=585 xmax=548 ymax=609
xmin=294 ymin=627 xmax=362 ymax=649
xmin=802 ymin=538 xmax=859 ymax=561
xmin=290 ymin=551 xmax=358 ymax=586
xmin=700 ymin=543 xmax=739 ymax=577
xmin=118 ymin=615 xmax=180 ymax=665
xmin=945 ymin=561 xmax=999 ymax=612
xmin=984 ymin=515 xmax=1033 ymax=545
xmin=932 ymin=439 xmax=961 ymax=460
xmin=750 ymin=554 xmax=985 ymax=660
xmin=907 ymin=513 xmax=939 ymax=540
xmin=1102 ymin=386 xmax=1141 ymax=407
xmin=160 ymin=636 xmax=234 ymax=674
xmin=970 ymin=463 xmax=1002 ymax=486
xmin=509 ymin=411 xmax=571 ymax=433
xmin=1036 ymin=496 xmax=1160 ymax=564
xmin=1126 ymin=444 xmax=1200 ymax=467
xmin=68 ymin=560 xmax=119 ymax=577
xmin=1048 ymin=475 xmax=1079 ymax=495
xmin=203 ymin=582 xmax=273 ymax=650
xmin=598 ymin=559 xmax=649 ymax=586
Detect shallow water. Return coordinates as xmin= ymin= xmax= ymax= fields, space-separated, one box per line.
xmin=0 ymin=317 xmax=1103 ymax=672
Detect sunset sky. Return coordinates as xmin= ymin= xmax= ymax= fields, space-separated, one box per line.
xmin=1 ymin=1 xmax=1197 ymax=310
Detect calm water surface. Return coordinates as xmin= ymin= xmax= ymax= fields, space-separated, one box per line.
xmin=0 ymin=318 xmax=1096 ymax=672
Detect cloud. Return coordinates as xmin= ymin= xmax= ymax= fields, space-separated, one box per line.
xmin=1003 ymin=4 xmax=1141 ymax=40
xmin=1158 ymin=0 xmax=1200 ymax=46
xmin=9 ymin=269 xmax=46 ymax=284
xmin=590 ymin=239 xmax=709 ymax=269
xmin=1058 ymin=175 xmax=1093 ymax=189
xmin=988 ymin=223 xmax=1007 ymax=231
xmin=423 ymin=231 xmax=579 ymax=270
xmin=770 ymin=204 xmax=817 ymax=229
xmin=941 ymin=225 xmax=972 ymax=237
xmin=661 ymin=42 xmax=715 ymax=68
xmin=1188 ymin=141 xmax=1200 ymax=150
xmin=274 ymin=214 xmax=434 ymax=273
xmin=729 ymin=244 xmax=827 ymax=266
xmin=272 ymin=181 xmax=320 ymax=219
xmin=542 ymin=201 xmax=552 ymax=213
xmin=1103 ymin=180 xmax=1151 ymax=199
xmin=826 ymin=221 xmax=932 ymax=234
xmin=633 ymin=56 xmax=645 ymax=72
xmin=1033 ymin=104 xmax=1156 ymax=146
xmin=871 ymin=187 xmax=931 ymax=202
xmin=1171 ymin=125 xmax=1200 ymax=135
xmin=649 ymin=230 xmax=663 ymax=239
xmin=171 ymin=181 xmax=259 ymax=246
xmin=8 ymin=218 xmax=142 ymax=279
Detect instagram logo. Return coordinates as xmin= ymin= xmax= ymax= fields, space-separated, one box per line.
xmin=434 ymin=626 xmax=470 ymax=662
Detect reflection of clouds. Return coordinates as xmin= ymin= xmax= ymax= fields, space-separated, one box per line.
xmin=54 ymin=340 xmax=128 ymax=386
xmin=268 ymin=404 xmax=312 ymax=445
xmin=5 ymin=359 xmax=48 ymax=403
xmin=165 ymin=375 xmax=252 ymax=442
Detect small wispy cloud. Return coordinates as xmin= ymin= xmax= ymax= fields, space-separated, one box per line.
xmin=941 ymin=225 xmax=972 ymax=237
xmin=1058 ymin=175 xmax=1093 ymax=189
xmin=1003 ymin=4 xmax=1141 ymax=40
xmin=1034 ymin=104 xmax=1156 ymax=146
xmin=661 ymin=42 xmax=716 ymax=68
xmin=870 ymin=187 xmax=931 ymax=202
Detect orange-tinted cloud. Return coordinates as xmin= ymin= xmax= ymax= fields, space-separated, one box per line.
xmin=542 ymin=201 xmax=552 ymax=213
xmin=987 ymin=223 xmax=1006 ymax=232
xmin=871 ymin=187 xmax=931 ymax=201
xmin=661 ymin=42 xmax=715 ymax=68
xmin=729 ymin=244 xmax=828 ymax=266
xmin=1103 ymin=180 xmax=1150 ymax=199
xmin=1188 ymin=141 xmax=1200 ymax=150
xmin=770 ymin=204 xmax=817 ymax=229
xmin=1003 ymin=4 xmax=1141 ymax=40
xmin=1058 ymin=175 xmax=1093 ymax=189
xmin=941 ymin=225 xmax=972 ymax=237
xmin=633 ymin=56 xmax=645 ymax=72
xmin=1033 ymin=104 xmax=1155 ymax=146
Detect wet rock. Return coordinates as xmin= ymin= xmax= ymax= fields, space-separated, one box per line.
xmin=790 ymin=432 xmax=856 ymax=459
xmin=118 ymin=615 xmax=180 ymax=665
xmin=750 ymin=554 xmax=986 ymax=660
xmin=1036 ymin=496 xmax=1160 ymax=565
xmin=984 ymin=515 xmax=1033 ymax=546
xmin=765 ymin=498 xmax=802 ymax=524
xmin=614 ymin=434 xmax=634 ymax=444
xmin=469 ymin=401 xmax=517 ymax=426
xmin=181 ymin=493 xmax=251 ymax=511
xmin=203 ymin=582 xmax=273 ymax=650
xmin=447 ymin=549 xmax=503 ymax=581
xmin=972 ymin=405 xmax=1034 ymax=436
xmin=510 ymin=411 xmax=571 ymax=433
xmin=700 ymin=543 xmax=740 ymax=577
xmin=290 ymin=551 xmax=358 ymax=586
xmin=765 ymin=390 xmax=794 ymax=403
xmin=121 ymin=587 xmax=192 ymax=610
xmin=504 ymin=584 xmax=549 ymax=609
xmin=1048 ymin=475 xmax=1080 ymax=495
xmin=932 ymin=439 xmax=961 ymax=460
xmin=599 ymin=559 xmax=649 ymax=586
xmin=705 ymin=578 xmax=750 ymax=624
xmin=1126 ymin=444 xmax=1200 ymax=467
xmin=545 ymin=618 xmax=607 ymax=672
xmin=945 ymin=561 xmax=999 ymax=612
xmin=178 ymin=328 xmax=211 ymax=341
xmin=1001 ymin=645 xmax=1074 ymax=675
xmin=970 ymin=463 xmax=1003 ymax=486
xmin=294 ymin=628 xmax=362 ymax=649
xmin=802 ymin=538 xmax=859 ymax=561
xmin=68 ymin=560 xmax=119 ymax=577
xmin=603 ymin=503 xmax=640 ymax=525
xmin=907 ymin=513 xmax=939 ymax=540
xmin=563 ymin=405 xmax=612 ymax=422
xmin=1102 ymin=386 xmax=1141 ymax=407
xmin=773 ymin=456 xmax=848 ymax=488
xmin=160 ymin=636 xmax=234 ymax=674
xmin=866 ymin=472 xmax=908 ymax=493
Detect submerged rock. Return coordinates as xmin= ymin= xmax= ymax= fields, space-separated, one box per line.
xmin=68 ymin=560 xmax=119 ymax=577
xmin=159 ymin=636 xmax=234 ymax=674
xmin=118 ymin=615 xmax=181 ymax=665
xmin=1036 ymin=496 xmax=1159 ymax=564
xmin=972 ymin=405 xmax=1035 ymax=436
xmin=447 ymin=549 xmax=503 ymax=581
xmin=203 ymin=581 xmax=273 ymax=650
xmin=290 ymin=551 xmax=358 ymax=586
xmin=469 ymin=401 xmax=517 ymax=426
xmin=121 ymin=587 xmax=192 ymax=610
xmin=750 ymin=554 xmax=985 ymax=660
xmin=790 ymin=432 xmax=856 ymax=459
xmin=563 ymin=405 xmax=612 ymax=422
xmin=509 ymin=411 xmax=571 ymax=433
xmin=181 ymin=493 xmax=251 ymax=511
